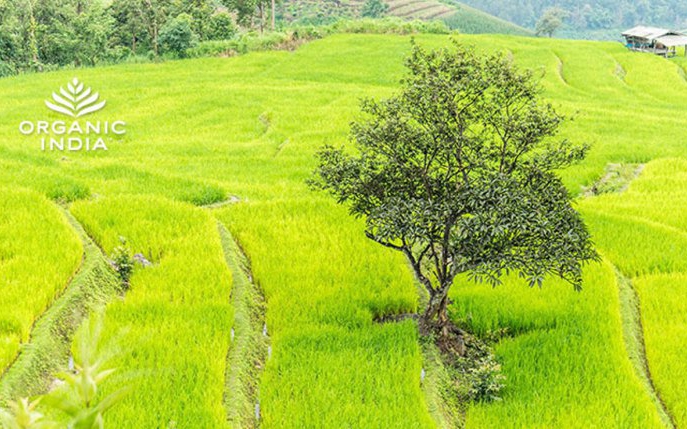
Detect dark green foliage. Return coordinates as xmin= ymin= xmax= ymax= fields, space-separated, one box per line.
xmin=222 ymin=0 xmax=272 ymax=29
xmin=361 ymin=0 xmax=389 ymax=19
xmin=207 ymin=12 xmax=237 ymax=40
xmin=0 ymin=0 xmax=230 ymax=72
xmin=0 ymin=0 xmax=112 ymax=71
xmin=311 ymin=41 xmax=598 ymax=330
xmin=0 ymin=61 xmax=14 ymax=77
xmin=110 ymin=237 xmax=134 ymax=289
xmin=444 ymin=333 xmax=505 ymax=402
xmin=159 ymin=13 xmax=198 ymax=57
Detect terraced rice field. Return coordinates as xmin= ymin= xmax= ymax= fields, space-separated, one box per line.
xmin=0 ymin=33 xmax=687 ymax=427
xmin=386 ymin=0 xmax=455 ymax=20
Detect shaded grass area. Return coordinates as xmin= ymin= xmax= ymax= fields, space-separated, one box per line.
xmin=0 ymin=207 xmax=120 ymax=403
xmin=449 ymin=261 xmax=664 ymax=428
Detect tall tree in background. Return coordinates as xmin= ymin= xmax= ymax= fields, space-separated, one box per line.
xmin=0 ymin=0 xmax=112 ymax=69
xmin=311 ymin=42 xmax=598 ymax=352
xmin=109 ymin=0 xmax=170 ymax=56
xmin=172 ymin=0 xmax=214 ymax=40
xmin=361 ymin=0 xmax=389 ymax=18
xmin=536 ymin=7 xmax=567 ymax=37
xmin=222 ymin=0 xmax=274 ymax=32
xmin=109 ymin=0 xmax=147 ymax=53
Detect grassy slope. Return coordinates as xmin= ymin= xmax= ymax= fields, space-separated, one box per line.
xmin=580 ymin=158 xmax=687 ymax=426
xmin=279 ymin=0 xmax=531 ymax=35
xmin=0 ymin=189 xmax=82 ymax=373
xmin=0 ymin=34 xmax=686 ymax=426
xmin=442 ymin=2 xmax=533 ymax=35
xmin=71 ymin=197 xmax=235 ymax=427
xmin=0 ymin=207 xmax=120 ymax=403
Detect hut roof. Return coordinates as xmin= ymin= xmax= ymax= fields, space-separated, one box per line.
xmin=622 ymin=25 xmax=673 ymax=39
xmin=655 ymin=34 xmax=687 ymax=47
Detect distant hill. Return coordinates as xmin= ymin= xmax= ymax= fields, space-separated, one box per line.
xmin=440 ymin=2 xmax=533 ymax=35
xmin=458 ymin=0 xmax=687 ymax=39
xmin=280 ymin=0 xmax=532 ymax=36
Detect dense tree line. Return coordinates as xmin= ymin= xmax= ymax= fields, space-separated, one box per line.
xmin=459 ymin=0 xmax=687 ymax=34
xmin=0 ymin=0 xmax=276 ymax=76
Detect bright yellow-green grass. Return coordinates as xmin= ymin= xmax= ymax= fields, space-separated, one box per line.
xmin=0 ymin=33 xmax=687 ymax=427
xmin=71 ymin=197 xmax=234 ymax=427
xmin=580 ymin=159 xmax=687 ymax=427
xmin=0 ymin=188 xmax=81 ymax=373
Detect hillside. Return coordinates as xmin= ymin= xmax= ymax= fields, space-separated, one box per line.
xmin=280 ymin=0 xmax=532 ymax=35
xmin=459 ymin=0 xmax=687 ymax=38
xmin=440 ymin=2 xmax=533 ymax=35
xmin=1 ymin=33 xmax=687 ymax=427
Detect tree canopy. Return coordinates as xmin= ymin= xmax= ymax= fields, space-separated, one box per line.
xmin=536 ymin=8 xmax=567 ymax=38
xmin=310 ymin=41 xmax=598 ymax=346
xmin=0 ymin=0 xmax=269 ymax=75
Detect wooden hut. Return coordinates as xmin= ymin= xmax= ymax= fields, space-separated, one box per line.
xmin=622 ymin=25 xmax=687 ymax=57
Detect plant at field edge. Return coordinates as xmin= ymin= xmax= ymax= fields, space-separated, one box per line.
xmin=310 ymin=40 xmax=599 ymax=356
xmin=45 ymin=316 xmax=129 ymax=429
xmin=0 ymin=397 xmax=54 ymax=429
xmin=110 ymin=237 xmax=134 ymax=290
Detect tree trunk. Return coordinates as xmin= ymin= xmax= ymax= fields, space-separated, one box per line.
xmin=260 ymin=4 xmax=265 ymax=34
xmin=422 ymin=288 xmax=450 ymax=329
xmin=153 ymin=23 xmax=158 ymax=56
xmin=420 ymin=286 xmax=466 ymax=356
xmin=271 ymin=0 xmax=276 ymax=31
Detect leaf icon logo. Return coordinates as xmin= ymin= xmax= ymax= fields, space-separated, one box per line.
xmin=45 ymin=78 xmax=106 ymax=118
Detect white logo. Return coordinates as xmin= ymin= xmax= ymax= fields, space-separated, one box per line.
xmin=45 ymin=77 xmax=106 ymax=118
xmin=19 ymin=77 xmax=126 ymax=152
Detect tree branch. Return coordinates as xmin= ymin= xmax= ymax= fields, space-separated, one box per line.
xmin=365 ymin=231 xmax=404 ymax=251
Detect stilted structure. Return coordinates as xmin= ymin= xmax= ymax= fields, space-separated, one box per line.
xmin=622 ymin=25 xmax=687 ymax=57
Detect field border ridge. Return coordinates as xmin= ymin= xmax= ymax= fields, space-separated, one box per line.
xmin=615 ymin=269 xmax=677 ymax=429
xmin=218 ymin=222 xmax=269 ymax=428
xmin=551 ymin=51 xmax=569 ymax=87
xmin=0 ymin=205 xmax=121 ymax=403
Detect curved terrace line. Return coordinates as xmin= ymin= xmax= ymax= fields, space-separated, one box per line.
xmin=0 ymin=206 xmax=120 ymax=402
xmin=615 ymin=269 xmax=677 ymax=429
xmin=217 ymin=223 xmax=269 ymax=427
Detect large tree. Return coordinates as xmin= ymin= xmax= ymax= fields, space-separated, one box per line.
xmin=535 ymin=7 xmax=567 ymax=38
xmin=310 ymin=41 xmax=598 ymax=350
